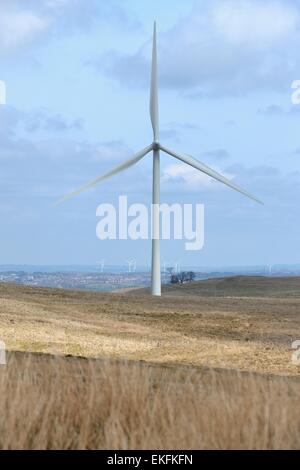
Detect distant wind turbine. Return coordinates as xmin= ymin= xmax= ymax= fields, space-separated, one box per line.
xmin=162 ymin=261 xmax=170 ymax=273
xmin=126 ymin=259 xmax=136 ymax=273
xmin=97 ymin=259 xmax=105 ymax=273
xmin=174 ymin=261 xmax=181 ymax=274
xmin=57 ymin=22 xmax=263 ymax=296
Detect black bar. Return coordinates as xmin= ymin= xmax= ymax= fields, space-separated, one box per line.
xmin=0 ymin=450 xmax=295 ymax=466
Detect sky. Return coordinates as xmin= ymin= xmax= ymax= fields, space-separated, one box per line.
xmin=0 ymin=0 xmax=300 ymax=268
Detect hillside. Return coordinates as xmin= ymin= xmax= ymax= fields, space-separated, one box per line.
xmin=133 ymin=275 xmax=300 ymax=298
xmin=0 ymin=277 xmax=299 ymax=376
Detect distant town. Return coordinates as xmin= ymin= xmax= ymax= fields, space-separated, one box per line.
xmin=0 ymin=265 xmax=299 ymax=292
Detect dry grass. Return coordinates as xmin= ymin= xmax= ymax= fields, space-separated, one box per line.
xmin=158 ymin=275 xmax=300 ymax=298
xmin=0 ymin=351 xmax=299 ymax=450
xmin=0 ymin=281 xmax=299 ymax=375
xmin=1 ymin=279 xmax=299 ymax=449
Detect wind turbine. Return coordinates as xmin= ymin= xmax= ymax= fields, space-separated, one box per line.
xmin=57 ymin=22 xmax=263 ymax=296
xmin=162 ymin=261 xmax=171 ymax=273
xmin=97 ymin=259 xmax=105 ymax=273
xmin=126 ymin=259 xmax=136 ymax=273
xmin=174 ymin=261 xmax=181 ymax=274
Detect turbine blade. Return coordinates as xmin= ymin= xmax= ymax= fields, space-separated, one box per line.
xmin=150 ymin=22 xmax=159 ymax=142
xmin=56 ymin=144 xmax=153 ymax=205
xmin=160 ymin=144 xmax=263 ymax=205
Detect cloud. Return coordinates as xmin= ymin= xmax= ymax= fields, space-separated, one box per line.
xmin=0 ymin=106 xmax=135 ymax=201
xmin=224 ymin=120 xmax=236 ymax=127
xmin=258 ymin=105 xmax=285 ymax=116
xmin=258 ymin=104 xmax=300 ymax=116
xmin=93 ymin=141 xmax=131 ymax=163
xmin=212 ymin=0 xmax=298 ymax=44
xmin=159 ymin=159 xmax=300 ymax=236
xmin=160 ymin=121 xmax=199 ymax=142
xmin=0 ymin=4 xmax=47 ymax=54
xmin=201 ymin=149 xmax=230 ymax=160
xmin=224 ymin=163 xmax=300 ymax=208
xmin=24 ymin=109 xmax=84 ymax=132
xmin=0 ymin=106 xmax=83 ymax=136
xmin=160 ymin=129 xmax=181 ymax=143
xmin=227 ymin=164 xmax=281 ymax=178
xmin=0 ymin=0 xmax=139 ymax=55
xmin=99 ymin=0 xmax=300 ymax=96
xmin=162 ymin=162 xmax=235 ymax=192
xmin=161 ymin=159 xmax=295 ymax=207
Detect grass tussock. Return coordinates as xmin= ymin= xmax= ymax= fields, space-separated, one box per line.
xmin=0 ymin=352 xmax=299 ymax=450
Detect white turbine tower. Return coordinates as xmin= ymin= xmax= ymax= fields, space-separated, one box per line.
xmin=126 ymin=260 xmax=132 ymax=273
xmin=132 ymin=259 xmax=137 ymax=273
xmin=57 ymin=22 xmax=263 ymax=297
xmin=174 ymin=261 xmax=181 ymax=274
xmin=97 ymin=259 xmax=105 ymax=273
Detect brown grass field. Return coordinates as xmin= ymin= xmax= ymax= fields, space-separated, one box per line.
xmin=0 ymin=351 xmax=299 ymax=450
xmin=0 ymin=276 xmax=299 ymax=449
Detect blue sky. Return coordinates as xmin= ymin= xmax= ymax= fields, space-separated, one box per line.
xmin=0 ymin=0 xmax=300 ymax=268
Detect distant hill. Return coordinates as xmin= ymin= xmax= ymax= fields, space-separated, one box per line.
xmin=134 ymin=276 xmax=300 ymax=298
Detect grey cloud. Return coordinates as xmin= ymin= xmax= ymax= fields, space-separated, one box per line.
xmin=160 ymin=121 xmax=199 ymax=143
xmin=202 ymin=149 xmax=230 ymax=160
xmin=288 ymin=106 xmax=300 ymax=116
xmin=165 ymin=121 xmax=199 ymax=131
xmin=160 ymin=129 xmax=181 ymax=143
xmin=97 ymin=0 xmax=300 ymax=96
xmin=160 ymin=160 xmax=297 ymax=211
xmin=222 ymin=163 xmax=300 ymax=207
xmin=258 ymin=105 xmax=300 ymax=116
xmin=226 ymin=164 xmax=282 ymax=182
xmin=25 ymin=110 xmax=84 ymax=132
xmin=38 ymin=0 xmax=141 ymax=34
xmin=0 ymin=135 xmax=137 ymax=202
xmin=0 ymin=0 xmax=140 ymax=55
xmin=258 ymin=105 xmax=285 ymax=116
xmin=0 ymin=106 xmax=84 ymax=135
xmin=0 ymin=105 xmax=140 ymax=203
